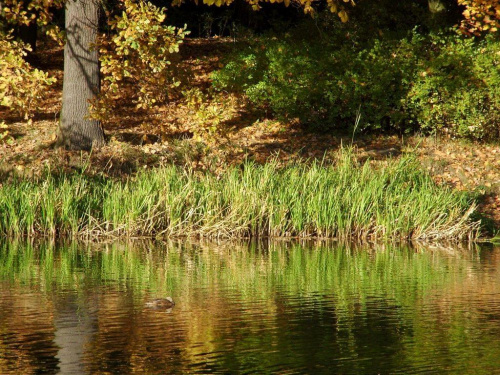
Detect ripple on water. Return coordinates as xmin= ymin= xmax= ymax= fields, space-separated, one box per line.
xmin=1 ymin=242 xmax=500 ymax=374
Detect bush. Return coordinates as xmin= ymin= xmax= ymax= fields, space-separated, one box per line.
xmin=0 ymin=33 xmax=56 ymax=121
xmin=92 ymin=0 xmax=188 ymax=120
xmin=405 ymin=33 xmax=500 ymax=140
xmin=212 ymin=18 xmax=500 ymax=140
xmin=212 ymin=26 xmax=418 ymax=132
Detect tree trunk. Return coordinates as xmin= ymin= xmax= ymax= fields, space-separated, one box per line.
xmin=59 ymin=0 xmax=105 ymax=150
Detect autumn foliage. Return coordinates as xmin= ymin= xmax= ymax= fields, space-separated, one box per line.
xmin=92 ymin=0 xmax=188 ymax=120
xmin=458 ymin=0 xmax=500 ymax=35
xmin=0 ymin=36 xmax=56 ymax=120
xmin=175 ymin=0 xmax=353 ymax=21
xmin=1 ymin=0 xmax=500 ymax=142
xmin=1 ymin=0 xmax=64 ymax=40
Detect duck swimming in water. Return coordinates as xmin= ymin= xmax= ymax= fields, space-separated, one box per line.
xmin=145 ymin=297 xmax=175 ymax=309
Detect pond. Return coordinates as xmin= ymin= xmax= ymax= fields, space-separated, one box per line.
xmin=0 ymin=240 xmax=499 ymax=374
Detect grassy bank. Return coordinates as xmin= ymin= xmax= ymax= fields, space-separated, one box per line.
xmin=0 ymin=149 xmax=480 ymax=240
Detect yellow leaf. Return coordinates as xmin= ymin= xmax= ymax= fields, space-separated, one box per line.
xmin=338 ymin=10 xmax=348 ymax=23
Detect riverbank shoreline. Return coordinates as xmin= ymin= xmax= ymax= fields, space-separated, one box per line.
xmin=0 ymin=148 xmax=483 ymax=241
xmin=1 ymin=39 xmax=498 ymax=240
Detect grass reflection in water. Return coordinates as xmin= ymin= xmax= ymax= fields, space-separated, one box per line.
xmin=0 ymin=240 xmax=499 ymax=374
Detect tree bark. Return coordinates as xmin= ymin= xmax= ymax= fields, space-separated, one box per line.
xmin=59 ymin=0 xmax=105 ymax=150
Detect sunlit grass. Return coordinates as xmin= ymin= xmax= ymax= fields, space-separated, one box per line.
xmin=0 ymin=148 xmax=480 ymax=240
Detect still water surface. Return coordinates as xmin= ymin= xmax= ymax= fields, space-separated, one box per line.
xmin=1 ymin=240 xmax=500 ymax=374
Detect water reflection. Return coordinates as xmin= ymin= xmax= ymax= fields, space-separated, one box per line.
xmin=54 ymin=294 xmax=96 ymax=374
xmin=0 ymin=240 xmax=499 ymax=374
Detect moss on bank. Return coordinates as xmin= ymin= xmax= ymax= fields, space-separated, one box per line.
xmin=0 ymin=149 xmax=480 ymax=241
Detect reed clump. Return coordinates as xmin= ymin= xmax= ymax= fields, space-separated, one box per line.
xmin=0 ymin=149 xmax=480 ymax=240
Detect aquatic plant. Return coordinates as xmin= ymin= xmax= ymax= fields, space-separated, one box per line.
xmin=0 ymin=149 xmax=479 ymax=240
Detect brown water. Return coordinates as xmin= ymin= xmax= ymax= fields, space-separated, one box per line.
xmin=1 ymin=240 xmax=500 ymax=374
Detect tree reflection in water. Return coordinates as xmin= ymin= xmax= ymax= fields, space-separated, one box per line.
xmin=0 ymin=240 xmax=499 ymax=374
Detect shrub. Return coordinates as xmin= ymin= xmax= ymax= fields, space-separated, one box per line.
xmin=0 ymin=34 xmax=56 ymax=121
xmin=212 ymin=24 xmax=500 ymax=139
xmin=92 ymin=0 xmax=189 ymax=120
xmin=211 ymin=26 xmax=421 ymax=132
xmin=405 ymin=33 xmax=500 ymax=140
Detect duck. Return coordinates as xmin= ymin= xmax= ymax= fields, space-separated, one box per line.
xmin=145 ymin=297 xmax=175 ymax=309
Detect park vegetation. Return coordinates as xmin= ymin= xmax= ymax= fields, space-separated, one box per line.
xmin=0 ymin=0 xmax=499 ymax=240
xmin=0 ymin=149 xmax=479 ymax=240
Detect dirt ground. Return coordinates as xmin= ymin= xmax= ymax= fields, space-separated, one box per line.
xmin=1 ymin=38 xmax=499 ymax=231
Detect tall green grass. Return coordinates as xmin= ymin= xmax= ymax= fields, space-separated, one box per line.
xmin=0 ymin=149 xmax=480 ymax=240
